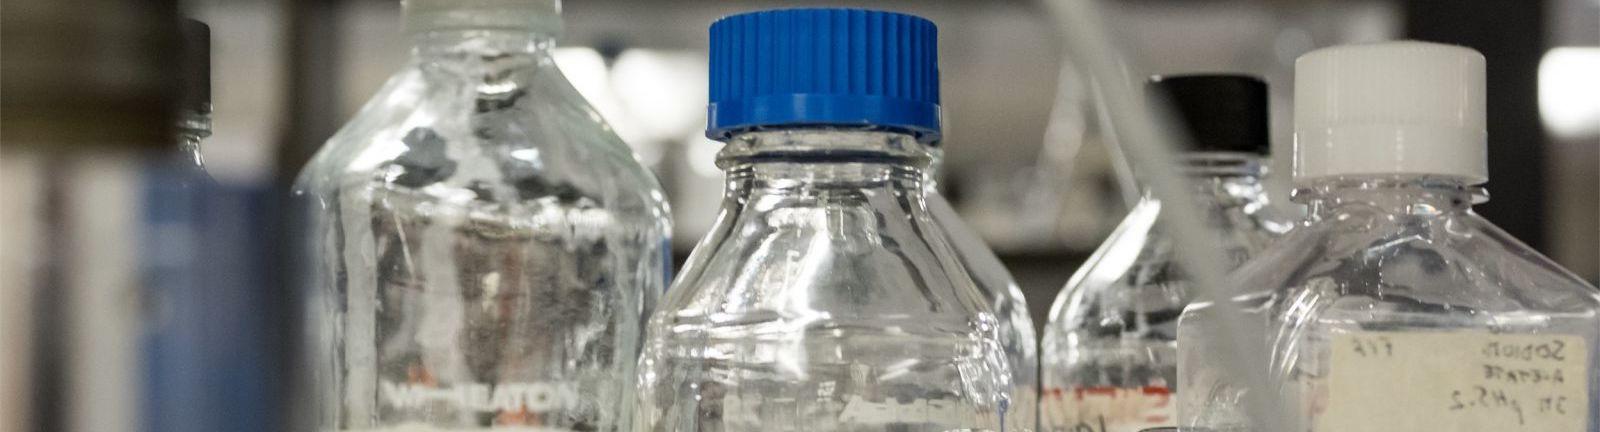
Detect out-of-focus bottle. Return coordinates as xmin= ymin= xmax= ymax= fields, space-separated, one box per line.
xmin=140 ymin=18 xmax=215 ymax=432
xmin=635 ymin=8 xmax=1024 ymax=432
xmin=1178 ymin=41 xmax=1600 ymax=432
xmin=291 ymin=0 xmax=671 ymax=430
xmin=1042 ymin=75 xmax=1292 ymax=432
xmin=141 ymin=18 xmax=285 ymax=432
xmin=929 ymin=146 xmax=1040 ymax=431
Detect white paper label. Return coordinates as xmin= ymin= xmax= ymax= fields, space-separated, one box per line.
xmin=1318 ymin=332 xmax=1590 ymax=432
xmin=1042 ymin=386 xmax=1174 ymax=432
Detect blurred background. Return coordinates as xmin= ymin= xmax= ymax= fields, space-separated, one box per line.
xmin=3 ymin=0 xmax=1596 ymax=430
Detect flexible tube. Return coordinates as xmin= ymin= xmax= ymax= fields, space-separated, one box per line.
xmin=1040 ymin=1 xmax=1289 ymax=430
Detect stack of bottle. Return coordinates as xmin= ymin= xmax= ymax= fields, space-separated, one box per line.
xmin=289 ymin=1 xmax=1600 ymax=431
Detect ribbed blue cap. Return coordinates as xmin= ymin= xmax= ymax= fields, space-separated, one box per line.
xmin=707 ymin=8 xmax=942 ymax=143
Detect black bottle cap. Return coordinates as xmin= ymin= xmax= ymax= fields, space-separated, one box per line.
xmin=1148 ymin=74 xmax=1269 ymax=155
xmin=180 ymin=18 xmax=210 ymax=113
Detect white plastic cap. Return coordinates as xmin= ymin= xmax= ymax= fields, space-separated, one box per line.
xmin=403 ymin=0 xmax=561 ymax=35
xmin=1294 ymin=41 xmax=1487 ymax=184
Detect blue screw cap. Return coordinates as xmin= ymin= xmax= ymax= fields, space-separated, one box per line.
xmin=707 ymin=8 xmax=942 ymax=143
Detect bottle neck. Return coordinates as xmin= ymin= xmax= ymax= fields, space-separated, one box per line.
xmin=176 ymin=108 xmax=210 ymax=170
xmin=1140 ymin=152 xmax=1268 ymax=205
xmin=411 ymin=30 xmax=557 ymax=61
xmin=718 ymin=129 xmax=932 ymax=194
xmin=924 ymin=147 xmax=947 ymax=189
xmin=1296 ymin=175 xmax=1482 ymax=219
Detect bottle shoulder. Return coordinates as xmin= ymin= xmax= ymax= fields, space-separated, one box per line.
xmin=926 ymin=193 xmax=1031 ymax=320
xmin=1047 ymin=195 xmax=1287 ymax=328
xmin=293 ymin=65 xmax=667 ymax=218
xmin=1228 ymin=210 xmax=1600 ymax=317
xmin=925 ymin=192 xmax=1038 ymax=365
xmin=658 ymin=194 xmax=992 ymax=334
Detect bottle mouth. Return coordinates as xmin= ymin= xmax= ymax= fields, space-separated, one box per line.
xmin=707 ymin=95 xmax=942 ymax=144
xmin=176 ymin=108 xmax=212 ymax=138
xmin=1177 ymin=152 xmax=1266 ymax=177
xmin=1291 ymin=174 xmax=1489 ymax=205
xmin=714 ymin=129 xmax=933 ymax=168
xmin=403 ymin=0 xmax=562 ymax=36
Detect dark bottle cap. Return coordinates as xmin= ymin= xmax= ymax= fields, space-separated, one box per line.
xmin=180 ymin=18 xmax=211 ymax=114
xmin=1148 ymin=74 xmax=1270 ymax=155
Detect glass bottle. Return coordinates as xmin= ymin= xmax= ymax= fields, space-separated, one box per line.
xmin=141 ymin=18 xmax=215 ymax=432
xmin=1043 ymin=75 xmax=1292 ymax=432
xmin=1178 ymin=42 xmax=1600 ymax=432
xmin=291 ymin=1 xmax=671 ymax=430
xmin=635 ymin=9 xmax=1023 ymax=432
xmin=928 ymin=149 xmax=1040 ymax=431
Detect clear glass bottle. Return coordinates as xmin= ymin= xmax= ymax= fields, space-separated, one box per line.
xmin=1178 ymin=42 xmax=1600 ymax=432
xmin=1043 ymin=75 xmax=1292 ymax=432
xmin=928 ymin=149 xmax=1040 ymax=431
xmin=635 ymin=9 xmax=1023 ymax=432
xmin=291 ymin=1 xmax=671 ymax=430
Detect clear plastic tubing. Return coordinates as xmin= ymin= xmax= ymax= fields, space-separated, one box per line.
xmin=1038 ymin=0 xmax=1290 ymax=430
xmin=1044 ymin=75 xmax=1294 ymax=432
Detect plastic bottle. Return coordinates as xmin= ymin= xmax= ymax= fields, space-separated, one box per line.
xmin=634 ymin=8 xmax=1025 ymax=431
xmin=1177 ymin=41 xmax=1600 ymax=432
xmin=291 ymin=1 xmax=671 ymax=430
xmin=1041 ymin=75 xmax=1293 ymax=432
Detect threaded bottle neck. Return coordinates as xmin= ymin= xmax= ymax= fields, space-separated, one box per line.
xmin=1298 ymin=175 xmax=1481 ymax=218
xmin=403 ymin=0 xmax=561 ymax=37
